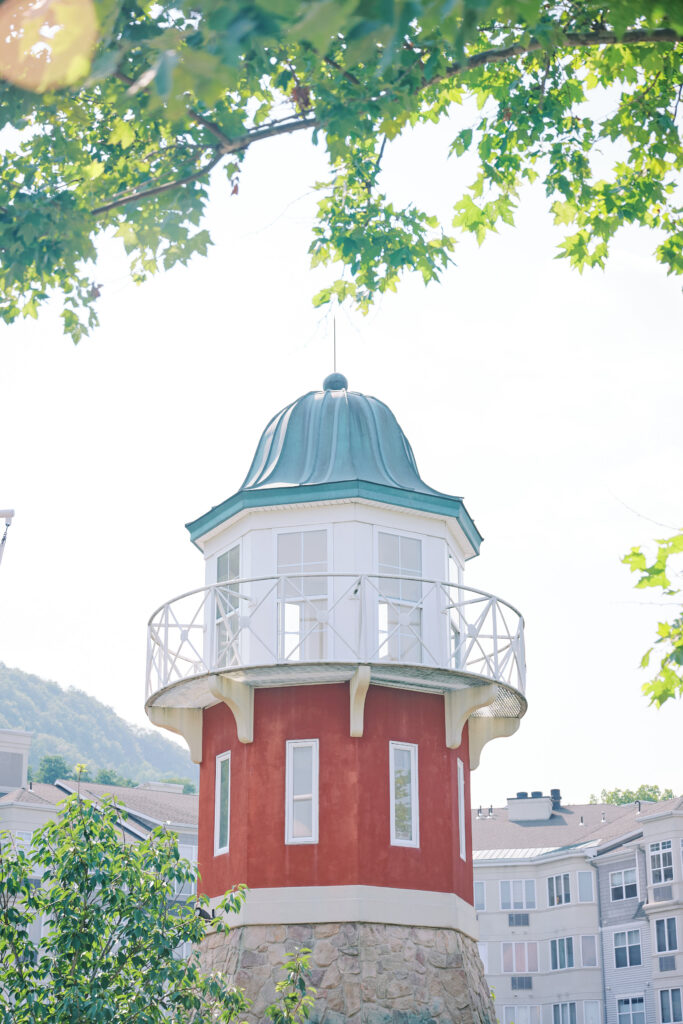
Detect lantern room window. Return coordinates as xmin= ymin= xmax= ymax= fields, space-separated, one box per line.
xmin=215 ymin=544 xmax=240 ymax=668
xmin=277 ymin=531 xmax=327 ymax=661
xmin=285 ymin=739 xmax=319 ymax=844
xmin=390 ymin=741 xmax=419 ymax=847
xmin=214 ymin=751 xmax=231 ymax=855
xmin=378 ymin=532 xmax=422 ymax=663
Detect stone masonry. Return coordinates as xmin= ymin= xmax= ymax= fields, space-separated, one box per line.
xmin=200 ymin=922 xmax=495 ymax=1024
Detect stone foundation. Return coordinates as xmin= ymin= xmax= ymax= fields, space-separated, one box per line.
xmin=200 ymin=922 xmax=494 ymax=1024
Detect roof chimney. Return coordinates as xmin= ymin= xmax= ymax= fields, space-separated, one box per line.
xmin=550 ymin=788 xmax=562 ymax=811
xmin=507 ymin=791 xmax=553 ymax=822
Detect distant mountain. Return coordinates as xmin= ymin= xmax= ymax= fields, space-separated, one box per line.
xmin=0 ymin=663 xmax=197 ymax=783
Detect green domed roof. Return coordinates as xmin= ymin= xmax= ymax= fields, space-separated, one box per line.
xmin=187 ymin=375 xmax=482 ymax=556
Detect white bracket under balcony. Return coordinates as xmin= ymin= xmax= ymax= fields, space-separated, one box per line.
xmin=209 ymin=673 xmax=254 ymax=743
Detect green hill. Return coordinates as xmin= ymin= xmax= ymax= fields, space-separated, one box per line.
xmin=0 ymin=663 xmax=198 ymax=784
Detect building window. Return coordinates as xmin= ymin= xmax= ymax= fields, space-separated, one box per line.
xmin=550 ymin=937 xmax=575 ymax=970
xmin=584 ymin=1002 xmax=601 ymax=1024
xmin=578 ymin=871 xmax=594 ymax=902
xmin=214 ymin=751 xmax=231 ymax=855
xmin=215 ymin=544 xmax=240 ymax=667
xmin=285 ymin=740 xmax=319 ymax=844
xmin=478 ymin=941 xmax=488 ymax=972
xmin=581 ymin=935 xmax=598 ymax=967
xmin=661 ymin=989 xmax=683 ymax=1024
xmin=501 ymin=941 xmax=538 ymax=973
xmin=657 ymin=918 xmax=678 ymax=953
xmin=611 ymin=868 xmax=638 ymax=901
xmin=504 ymin=1007 xmax=540 ymax=1024
xmin=458 ymin=757 xmax=466 ymax=861
xmin=618 ymin=997 xmax=645 ymax=1024
xmin=615 ymin=930 xmax=642 ymax=968
xmin=474 ymin=881 xmax=486 ymax=911
xmin=389 ymin=742 xmax=419 ymax=847
xmin=511 ymin=977 xmax=533 ymax=990
xmin=652 ymin=841 xmax=674 ymax=884
xmin=277 ymin=530 xmax=327 ymax=661
xmin=377 ymin=532 xmax=422 ymax=662
xmin=553 ymin=1003 xmax=577 ymax=1024
xmin=501 ymin=879 xmax=536 ymax=910
xmin=548 ymin=873 xmax=571 ymax=906
xmin=509 ymin=913 xmax=530 ymax=927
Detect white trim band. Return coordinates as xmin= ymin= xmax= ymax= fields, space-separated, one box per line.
xmin=211 ymin=884 xmax=479 ymax=940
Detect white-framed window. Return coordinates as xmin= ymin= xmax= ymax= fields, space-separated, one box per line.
xmin=581 ymin=934 xmax=598 ymax=967
xmin=504 ymin=1007 xmax=540 ymax=1024
xmin=285 ymin=739 xmax=319 ymax=844
xmin=214 ymin=751 xmax=231 ymax=855
xmin=578 ymin=870 xmax=594 ymax=902
xmin=618 ymin=997 xmax=645 ymax=1024
xmin=474 ymin=881 xmax=486 ymax=911
xmin=215 ymin=543 xmax=240 ymax=668
xmin=389 ymin=741 xmax=419 ymax=847
xmin=661 ymin=989 xmax=683 ymax=1024
xmin=13 ymin=829 xmax=33 ymax=850
xmin=615 ymin=930 xmax=642 ymax=968
xmin=657 ymin=918 xmax=678 ymax=953
xmin=478 ymin=941 xmax=488 ymax=972
xmin=501 ymin=941 xmax=538 ymax=973
xmin=377 ymin=531 xmax=422 ymax=662
xmin=277 ymin=530 xmax=328 ymax=661
xmin=611 ymin=867 xmax=638 ymax=901
xmin=584 ymin=1001 xmax=601 ymax=1024
xmin=553 ymin=1003 xmax=577 ymax=1024
xmin=500 ymin=879 xmax=536 ymax=910
xmin=458 ymin=757 xmax=466 ymax=861
xmin=652 ymin=841 xmax=674 ymax=884
xmin=548 ymin=872 xmax=571 ymax=906
xmin=551 ymin=937 xmax=575 ymax=970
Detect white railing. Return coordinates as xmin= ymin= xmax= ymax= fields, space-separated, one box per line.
xmin=146 ymin=574 xmax=525 ymax=700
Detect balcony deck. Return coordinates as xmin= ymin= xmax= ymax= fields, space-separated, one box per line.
xmin=146 ymin=574 xmax=526 ymax=723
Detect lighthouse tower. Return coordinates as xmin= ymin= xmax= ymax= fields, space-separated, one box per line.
xmin=145 ymin=374 xmax=526 ymax=1023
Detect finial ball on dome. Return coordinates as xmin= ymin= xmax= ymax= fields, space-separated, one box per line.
xmin=323 ymin=372 xmax=348 ymax=391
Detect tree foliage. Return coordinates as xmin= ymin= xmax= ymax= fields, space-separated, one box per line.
xmin=0 ymin=1 xmax=682 ymax=340
xmin=590 ymin=783 xmax=676 ymax=804
xmin=624 ymin=530 xmax=683 ymax=706
xmin=0 ymin=793 xmax=313 ymax=1023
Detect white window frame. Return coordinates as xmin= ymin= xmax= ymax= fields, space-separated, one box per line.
xmin=550 ymin=936 xmax=575 ymax=971
xmin=500 ymin=878 xmax=537 ymax=910
xmin=614 ymin=929 xmax=642 ymax=969
xmin=651 ymin=840 xmax=674 ymax=885
xmin=474 ymin=880 xmax=486 ymax=911
xmin=660 ymin=988 xmax=683 ymax=1024
xmin=389 ymin=741 xmax=419 ymax=848
xmin=285 ymin=739 xmax=319 ymax=845
xmin=617 ymin=995 xmax=646 ymax=1024
xmin=584 ymin=1001 xmax=601 ymax=1024
xmin=553 ymin=1004 xmax=577 ymax=1024
xmin=214 ymin=541 xmax=242 ymax=667
xmin=501 ymin=940 xmax=539 ymax=974
xmin=504 ymin=1007 xmax=541 ymax=1024
xmin=458 ymin=757 xmax=466 ymax=861
xmin=611 ymin=867 xmax=638 ymax=902
xmin=375 ymin=527 xmax=425 ymax=664
xmin=214 ymin=751 xmax=231 ymax=856
xmin=581 ymin=934 xmax=598 ymax=967
xmin=275 ymin=528 xmax=330 ymax=662
xmin=578 ymin=870 xmax=595 ymax=902
xmin=656 ymin=917 xmax=679 ymax=954
xmin=548 ymin=872 xmax=571 ymax=906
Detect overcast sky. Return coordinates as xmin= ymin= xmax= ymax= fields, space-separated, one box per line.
xmin=1 ymin=107 xmax=682 ymax=808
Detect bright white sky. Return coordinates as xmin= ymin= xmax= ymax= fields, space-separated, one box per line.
xmin=1 ymin=106 xmax=682 ymax=808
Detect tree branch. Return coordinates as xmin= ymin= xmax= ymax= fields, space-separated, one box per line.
xmin=437 ymin=26 xmax=682 ymax=83
xmin=90 ymin=115 xmax=318 ymax=216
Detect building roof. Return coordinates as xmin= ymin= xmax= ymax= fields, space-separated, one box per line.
xmin=186 ymin=375 xmax=482 ymax=554
xmin=54 ymin=780 xmax=198 ymax=828
xmin=472 ymin=797 xmax=683 ymax=860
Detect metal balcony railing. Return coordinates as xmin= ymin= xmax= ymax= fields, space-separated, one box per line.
xmin=146 ymin=574 xmax=526 ymax=701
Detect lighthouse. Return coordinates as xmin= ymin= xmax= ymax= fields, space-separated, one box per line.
xmin=145 ymin=373 xmax=526 ymax=1022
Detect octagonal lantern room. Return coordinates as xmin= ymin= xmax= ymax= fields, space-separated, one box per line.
xmin=145 ymin=373 xmax=526 ymax=935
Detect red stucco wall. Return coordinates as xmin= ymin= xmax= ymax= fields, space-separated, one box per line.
xmin=198 ymin=683 xmax=472 ymax=903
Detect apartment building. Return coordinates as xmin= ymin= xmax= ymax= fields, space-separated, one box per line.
xmin=473 ymin=789 xmax=683 ymax=1024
